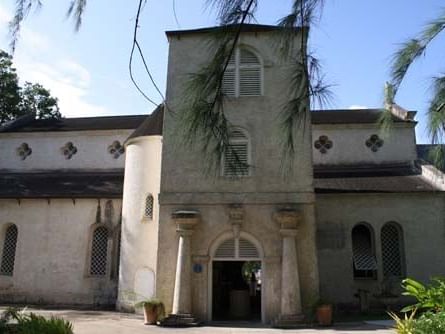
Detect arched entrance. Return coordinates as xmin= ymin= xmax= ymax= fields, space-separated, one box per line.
xmin=208 ymin=232 xmax=264 ymax=322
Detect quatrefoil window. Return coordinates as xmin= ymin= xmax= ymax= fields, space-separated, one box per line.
xmin=366 ymin=134 xmax=384 ymax=152
xmin=17 ymin=143 xmax=32 ymax=160
xmin=107 ymin=141 xmax=125 ymax=159
xmin=314 ymin=135 xmax=333 ymax=154
xmin=61 ymin=142 xmax=78 ymax=159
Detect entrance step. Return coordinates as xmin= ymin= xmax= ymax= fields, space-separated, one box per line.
xmin=273 ymin=314 xmax=306 ymax=329
xmin=158 ymin=313 xmax=201 ymax=327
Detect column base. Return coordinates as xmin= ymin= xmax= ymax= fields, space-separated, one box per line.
xmin=273 ymin=314 xmax=305 ymax=329
xmin=158 ymin=313 xmax=201 ymax=327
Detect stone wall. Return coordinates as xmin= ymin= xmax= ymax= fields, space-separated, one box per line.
xmin=316 ymin=193 xmax=445 ymax=311
xmin=0 ymin=130 xmax=131 ymax=171
xmin=117 ymin=136 xmax=162 ymax=311
xmin=0 ymin=198 xmax=121 ymax=306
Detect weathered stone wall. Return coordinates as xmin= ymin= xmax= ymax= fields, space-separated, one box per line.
xmin=158 ymin=29 xmax=319 ymax=323
xmin=315 ymin=193 xmax=445 ymax=310
xmin=0 ymin=130 xmax=132 ymax=170
xmin=0 ymin=198 xmax=121 ymax=306
xmin=156 ymin=202 xmax=319 ymax=323
xmin=312 ymin=124 xmax=417 ymax=165
xmin=117 ymin=136 xmax=162 ymax=311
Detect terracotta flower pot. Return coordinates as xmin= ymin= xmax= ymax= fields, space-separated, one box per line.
xmin=143 ymin=304 xmax=158 ymax=325
xmin=316 ymin=304 xmax=333 ymax=326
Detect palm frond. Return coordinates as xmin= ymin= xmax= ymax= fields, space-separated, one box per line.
xmin=427 ymin=75 xmax=445 ymax=170
xmin=379 ymin=82 xmax=396 ymax=137
xmin=206 ymin=0 xmax=257 ymax=25
xmin=8 ymin=0 xmax=42 ymax=52
xmin=390 ymin=10 xmax=445 ymax=93
xmin=277 ymin=0 xmax=327 ymax=172
xmin=176 ymin=1 xmax=257 ymax=175
xmin=66 ymin=0 xmax=87 ymax=31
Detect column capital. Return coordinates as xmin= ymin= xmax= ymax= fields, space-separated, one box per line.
xmin=172 ymin=210 xmax=200 ymax=232
xmin=273 ymin=208 xmax=301 ymax=230
xmin=280 ymin=228 xmax=298 ymax=237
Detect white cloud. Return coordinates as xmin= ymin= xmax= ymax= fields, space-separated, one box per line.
xmin=0 ymin=3 xmax=109 ymax=118
xmin=348 ymin=104 xmax=368 ymax=109
xmin=0 ymin=4 xmax=11 ymax=24
xmin=15 ymin=58 xmax=109 ymax=117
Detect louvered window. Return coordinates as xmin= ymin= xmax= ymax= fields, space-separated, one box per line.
xmin=223 ymin=129 xmax=250 ymax=177
xmin=144 ymin=194 xmax=154 ymax=219
xmin=222 ymin=47 xmax=262 ymax=97
xmin=90 ymin=226 xmax=109 ymax=276
xmin=214 ymin=239 xmax=236 ymax=258
xmin=239 ymin=238 xmax=259 ymax=258
xmin=0 ymin=225 xmax=18 ymax=276
xmin=214 ymin=237 xmax=260 ymax=260
xmin=381 ymin=223 xmax=404 ymax=277
xmin=352 ymin=224 xmax=377 ymax=279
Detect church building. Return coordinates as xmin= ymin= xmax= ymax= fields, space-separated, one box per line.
xmin=0 ymin=24 xmax=444 ymax=325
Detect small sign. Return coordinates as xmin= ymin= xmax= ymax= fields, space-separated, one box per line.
xmin=193 ymin=263 xmax=202 ymax=273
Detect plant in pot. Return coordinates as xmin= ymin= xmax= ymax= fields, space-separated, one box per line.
xmin=135 ymin=298 xmax=165 ymax=325
xmin=314 ymin=300 xmax=333 ymax=326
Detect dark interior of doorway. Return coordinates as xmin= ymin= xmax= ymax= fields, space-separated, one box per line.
xmin=212 ymin=261 xmax=261 ymax=321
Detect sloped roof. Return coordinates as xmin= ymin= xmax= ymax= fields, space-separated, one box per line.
xmin=311 ymin=109 xmax=414 ymax=125
xmin=0 ymin=114 xmax=147 ymax=133
xmin=314 ymin=163 xmax=441 ymax=193
xmin=0 ymin=170 xmax=124 ymax=198
xmin=166 ymin=23 xmax=302 ymax=37
xmin=126 ymin=104 xmax=164 ymax=141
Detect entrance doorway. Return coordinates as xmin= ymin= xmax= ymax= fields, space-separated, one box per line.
xmin=209 ymin=233 xmax=263 ymax=322
xmin=212 ymin=261 xmax=261 ymax=321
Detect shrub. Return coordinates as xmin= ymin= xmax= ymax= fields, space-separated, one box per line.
xmin=0 ymin=308 xmax=73 ymax=334
xmin=413 ymin=311 xmax=445 ymax=334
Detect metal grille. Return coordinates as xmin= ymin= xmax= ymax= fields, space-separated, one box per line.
xmin=0 ymin=225 xmax=18 ymax=276
xmin=381 ymin=224 xmax=403 ymax=277
xmin=90 ymin=226 xmax=108 ymax=276
xmin=144 ymin=195 xmax=153 ymax=219
xmin=352 ymin=225 xmax=377 ymax=270
xmin=239 ymin=238 xmax=259 ymax=258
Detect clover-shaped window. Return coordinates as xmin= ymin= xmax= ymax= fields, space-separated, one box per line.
xmin=17 ymin=143 xmax=32 ymax=160
xmin=314 ymin=135 xmax=333 ymax=154
xmin=365 ymin=134 xmax=384 ymax=152
xmin=61 ymin=142 xmax=78 ymax=159
xmin=107 ymin=141 xmax=125 ymax=159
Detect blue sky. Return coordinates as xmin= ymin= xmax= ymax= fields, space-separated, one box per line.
xmin=0 ymin=1 xmax=444 ymax=143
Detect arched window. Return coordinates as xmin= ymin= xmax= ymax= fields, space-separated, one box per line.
xmin=223 ymin=129 xmax=250 ymax=177
xmin=222 ymin=47 xmax=262 ymax=97
xmin=381 ymin=222 xmax=405 ymax=278
xmin=0 ymin=225 xmax=18 ymax=276
xmin=144 ymin=194 xmax=154 ymax=219
xmin=352 ymin=224 xmax=377 ymax=279
xmin=90 ymin=226 xmax=109 ymax=276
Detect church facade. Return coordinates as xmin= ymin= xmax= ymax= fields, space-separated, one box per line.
xmin=0 ymin=24 xmax=444 ymax=325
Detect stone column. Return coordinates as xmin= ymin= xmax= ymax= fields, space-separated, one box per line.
xmin=273 ymin=208 xmax=303 ymax=326
xmin=171 ymin=211 xmax=200 ymax=315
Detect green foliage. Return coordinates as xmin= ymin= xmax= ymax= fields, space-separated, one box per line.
xmin=135 ymin=298 xmax=165 ymax=321
xmin=0 ymin=308 xmax=73 ymax=334
xmin=401 ymin=277 xmax=445 ymax=313
xmin=0 ymin=50 xmax=21 ymax=123
xmin=16 ymin=313 xmax=73 ymax=334
xmin=388 ymin=9 xmax=445 ymax=169
xmin=389 ymin=310 xmax=416 ymax=334
xmin=0 ymin=50 xmax=60 ymax=125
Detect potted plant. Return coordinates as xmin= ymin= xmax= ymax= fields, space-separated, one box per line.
xmin=315 ymin=300 xmax=333 ymax=326
xmin=135 ymin=298 xmax=165 ymax=325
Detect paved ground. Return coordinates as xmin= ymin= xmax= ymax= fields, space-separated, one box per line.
xmin=0 ymin=308 xmax=396 ymax=334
